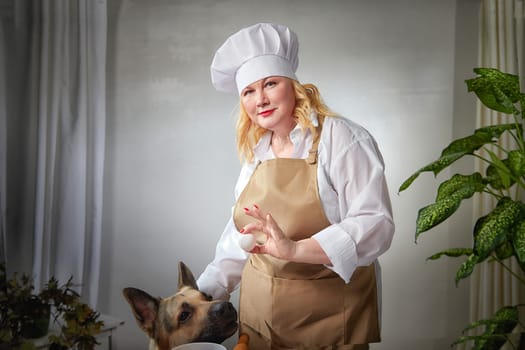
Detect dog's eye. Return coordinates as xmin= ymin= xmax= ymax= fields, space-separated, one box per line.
xmin=179 ymin=311 xmax=191 ymax=323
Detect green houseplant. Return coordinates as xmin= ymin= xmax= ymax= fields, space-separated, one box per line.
xmin=399 ymin=67 xmax=525 ymax=349
xmin=0 ymin=263 xmax=104 ymax=350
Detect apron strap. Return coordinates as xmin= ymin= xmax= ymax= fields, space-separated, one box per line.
xmin=307 ymin=115 xmax=325 ymax=165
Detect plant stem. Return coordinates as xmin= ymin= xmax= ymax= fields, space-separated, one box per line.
xmin=482 ymin=188 xmax=504 ymax=199
xmin=492 ymin=255 xmax=525 ymax=285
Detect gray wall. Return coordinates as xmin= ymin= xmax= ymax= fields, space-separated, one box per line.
xmin=102 ymin=0 xmax=480 ymax=349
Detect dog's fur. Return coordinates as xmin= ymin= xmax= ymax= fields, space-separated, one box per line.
xmin=123 ymin=262 xmax=238 ymax=350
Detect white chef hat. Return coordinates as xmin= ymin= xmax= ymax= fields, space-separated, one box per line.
xmin=210 ymin=23 xmax=299 ymax=94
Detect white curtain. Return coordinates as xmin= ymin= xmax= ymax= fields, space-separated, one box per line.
xmin=472 ymin=0 xmax=525 ymax=346
xmin=24 ymin=0 xmax=107 ymax=307
xmin=0 ymin=1 xmax=9 ymax=265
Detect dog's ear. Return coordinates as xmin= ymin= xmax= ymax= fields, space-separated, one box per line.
xmin=122 ymin=287 xmax=159 ymax=336
xmin=178 ymin=261 xmax=199 ymax=290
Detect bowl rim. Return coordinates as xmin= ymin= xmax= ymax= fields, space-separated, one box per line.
xmin=171 ymin=342 xmax=227 ymax=350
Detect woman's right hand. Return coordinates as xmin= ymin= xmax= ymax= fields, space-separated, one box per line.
xmin=240 ymin=204 xmax=298 ymax=260
xmin=240 ymin=204 xmax=331 ymax=265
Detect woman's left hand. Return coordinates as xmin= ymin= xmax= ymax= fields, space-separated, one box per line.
xmin=240 ymin=204 xmax=296 ymax=260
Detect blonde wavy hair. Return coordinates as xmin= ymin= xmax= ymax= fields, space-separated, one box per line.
xmin=235 ymin=79 xmax=337 ymax=163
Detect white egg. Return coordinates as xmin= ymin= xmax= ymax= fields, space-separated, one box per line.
xmin=239 ymin=234 xmax=256 ymax=251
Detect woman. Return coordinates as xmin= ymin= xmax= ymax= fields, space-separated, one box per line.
xmin=197 ymin=23 xmax=394 ymax=350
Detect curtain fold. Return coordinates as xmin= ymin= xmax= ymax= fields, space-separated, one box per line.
xmin=472 ymin=1 xmax=525 ymax=347
xmin=25 ymin=0 xmax=107 ymax=307
xmin=0 ymin=3 xmax=8 ymax=266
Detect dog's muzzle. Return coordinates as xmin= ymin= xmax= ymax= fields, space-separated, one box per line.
xmin=196 ymin=301 xmax=238 ymax=343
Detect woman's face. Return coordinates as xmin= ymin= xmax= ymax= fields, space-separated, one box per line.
xmin=240 ymin=76 xmax=296 ymax=134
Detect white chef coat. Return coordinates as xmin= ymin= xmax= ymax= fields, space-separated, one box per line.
xmin=197 ymin=114 xmax=395 ymax=301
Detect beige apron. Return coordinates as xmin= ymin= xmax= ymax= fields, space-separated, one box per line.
xmin=233 ymin=120 xmax=380 ymax=350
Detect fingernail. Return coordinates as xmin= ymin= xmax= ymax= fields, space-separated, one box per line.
xmin=240 ymin=228 xmax=245 ymax=233
xmin=253 ymin=204 xmax=259 ymax=209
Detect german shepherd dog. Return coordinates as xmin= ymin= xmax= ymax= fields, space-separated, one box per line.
xmin=123 ymin=262 xmax=238 ymax=350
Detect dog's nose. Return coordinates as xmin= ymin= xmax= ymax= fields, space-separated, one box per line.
xmin=210 ymin=302 xmax=237 ymax=319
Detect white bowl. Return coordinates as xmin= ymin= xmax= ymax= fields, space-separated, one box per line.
xmin=172 ymin=343 xmax=227 ymax=350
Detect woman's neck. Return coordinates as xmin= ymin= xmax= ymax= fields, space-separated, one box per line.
xmin=271 ymin=132 xmax=294 ymax=158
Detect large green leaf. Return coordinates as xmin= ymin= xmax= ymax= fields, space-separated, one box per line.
xmin=427 ymin=248 xmax=473 ymax=261
xmin=465 ymin=67 xmax=522 ymax=114
xmin=462 ymin=306 xmax=519 ymax=332
xmin=435 ymin=173 xmax=486 ymax=201
xmin=512 ymin=219 xmax=525 ymax=263
xmin=455 ymin=254 xmax=480 ymax=284
xmin=495 ymin=240 xmax=514 ymax=260
xmin=454 ymin=305 xmax=519 ymax=350
xmin=415 ymin=198 xmax=459 ymax=239
xmin=415 ymin=173 xmax=486 ymax=238
xmin=508 ymin=149 xmax=525 ymax=177
xmin=473 ymin=197 xmax=524 ymax=259
xmin=452 ymin=334 xmax=507 ymax=350
xmin=399 ymin=124 xmax=518 ymax=192
xmin=485 ymin=157 xmax=514 ymax=190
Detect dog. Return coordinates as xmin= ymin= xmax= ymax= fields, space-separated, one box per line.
xmin=123 ymin=261 xmax=238 ymax=350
